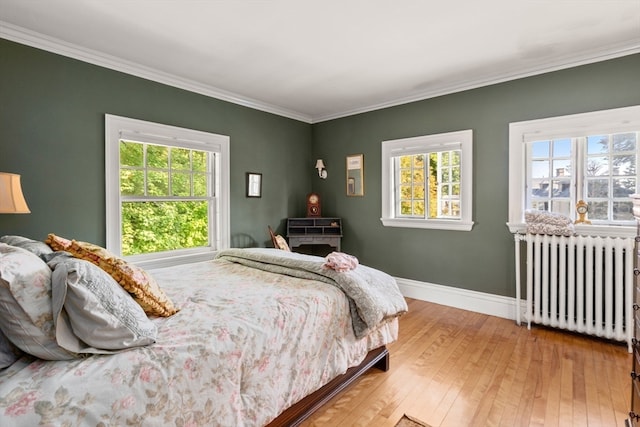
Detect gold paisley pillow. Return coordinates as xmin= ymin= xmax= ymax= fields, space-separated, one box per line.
xmin=46 ymin=234 xmax=178 ymax=317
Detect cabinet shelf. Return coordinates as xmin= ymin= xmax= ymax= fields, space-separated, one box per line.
xmin=287 ymin=217 xmax=342 ymax=252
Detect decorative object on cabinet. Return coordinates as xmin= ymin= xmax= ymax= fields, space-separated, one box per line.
xmin=346 ymin=154 xmax=364 ymax=196
xmin=0 ymin=172 xmax=30 ymax=213
xmin=574 ymin=199 xmax=591 ymax=224
xmin=315 ymin=159 xmax=327 ymax=179
xmin=246 ymin=172 xmax=262 ymax=198
xmin=287 ymin=217 xmax=342 ymax=252
xmin=306 ymin=192 xmax=321 ymax=217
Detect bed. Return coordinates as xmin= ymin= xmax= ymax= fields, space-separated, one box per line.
xmin=0 ymin=236 xmax=407 ymax=427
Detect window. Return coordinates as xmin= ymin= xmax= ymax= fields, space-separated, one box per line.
xmin=508 ymin=105 xmax=640 ymax=235
xmin=381 ymin=129 xmax=473 ymax=231
xmin=105 ymin=115 xmax=230 ymax=268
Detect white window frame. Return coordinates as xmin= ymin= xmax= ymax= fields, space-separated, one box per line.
xmin=381 ymin=129 xmax=474 ymax=231
xmin=105 ymin=114 xmax=230 ymax=268
xmin=507 ymin=105 xmax=640 ymax=238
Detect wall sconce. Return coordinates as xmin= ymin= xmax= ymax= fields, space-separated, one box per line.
xmin=315 ymin=159 xmax=327 ymax=179
xmin=0 ymin=172 xmax=30 ymax=213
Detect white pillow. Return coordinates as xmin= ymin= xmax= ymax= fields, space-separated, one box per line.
xmin=0 ymin=243 xmax=76 ymax=360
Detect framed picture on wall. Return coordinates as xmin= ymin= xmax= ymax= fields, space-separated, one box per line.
xmin=246 ymin=172 xmax=262 ymax=198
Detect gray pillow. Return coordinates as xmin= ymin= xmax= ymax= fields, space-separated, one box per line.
xmin=47 ymin=252 xmax=157 ymax=352
xmin=0 ymin=329 xmax=24 ymax=369
xmin=0 ymin=235 xmax=53 ymax=259
xmin=0 ymin=243 xmax=77 ymax=360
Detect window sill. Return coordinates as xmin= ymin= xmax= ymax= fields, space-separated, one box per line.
xmin=506 ymin=222 xmax=635 ymax=238
xmin=381 ymin=217 xmax=474 ymax=231
xmin=125 ymin=249 xmax=218 ymax=270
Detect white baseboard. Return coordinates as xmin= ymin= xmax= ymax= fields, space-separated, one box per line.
xmin=396 ymin=277 xmax=633 ymax=352
xmin=395 ymin=277 xmax=520 ymax=321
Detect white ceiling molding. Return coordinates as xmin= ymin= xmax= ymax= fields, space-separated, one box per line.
xmin=0 ymin=21 xmax=313 ymax=123
xmin=314 ymin=41 xmax=640 ymax=123
xmin=0 ymin=8 xmax=640 ymax=123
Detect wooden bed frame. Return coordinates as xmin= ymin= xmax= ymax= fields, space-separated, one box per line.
xmin=266 ymin=346 xmax=390 ymax=427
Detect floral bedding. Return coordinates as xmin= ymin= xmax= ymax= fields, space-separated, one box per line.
xmin=0 ymin=254 xmax=400 ymax=427
xmin=216 ymin=248 xmax=408 ymax=338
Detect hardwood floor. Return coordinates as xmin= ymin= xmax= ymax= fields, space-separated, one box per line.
xmin=302 ymin=298 xmax=631 ymax=427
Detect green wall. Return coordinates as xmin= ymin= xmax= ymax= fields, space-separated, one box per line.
xmin=2 ymin=36 xmax=639 ymax=300
xmin=311 ymin=54 xmax=640 ymax=298
xmin=0 ymin=38 xmax=312 ymax=248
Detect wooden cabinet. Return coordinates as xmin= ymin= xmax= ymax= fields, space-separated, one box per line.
xmin=287 ymin=217 xmax=342 ymax=253
xmin=630 ymin=334 xmax=640 ymax=426
xmin=631 ymin=248 xmax=640 ymax=426
xmin=629 ymin=201 xmax=640 ymax=426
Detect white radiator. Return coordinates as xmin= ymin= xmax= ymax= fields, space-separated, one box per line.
xmin=514 ymin=233 xmax=634 ymax=352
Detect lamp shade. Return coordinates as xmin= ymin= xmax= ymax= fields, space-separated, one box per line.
xmin=315 ymin=159 xmax=325 ymax=170
xmin=0 ymin=173 xmax=30 ymax=213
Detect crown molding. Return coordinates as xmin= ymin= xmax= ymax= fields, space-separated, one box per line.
xmin=312 ymin=41 xmax=640 ymax=123
xmin=2 ymin=21 xmax=638 ymax=125
xmin=0 ymin=21 xmax=313 ymax=124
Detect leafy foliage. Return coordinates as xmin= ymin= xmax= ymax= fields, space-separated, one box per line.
xmin=121 ymin=201 xmax=208 ymax=256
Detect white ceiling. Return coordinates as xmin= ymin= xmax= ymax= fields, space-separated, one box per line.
xmin=1 ymin=0 xmax=639 ymax=123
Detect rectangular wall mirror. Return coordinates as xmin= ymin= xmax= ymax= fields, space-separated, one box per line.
xmin=346 ymin=154 xmax=364 ymax=196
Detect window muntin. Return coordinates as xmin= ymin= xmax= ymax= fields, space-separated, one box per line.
xmin=508 ymin=105 xmax=640 ymax=236
xmin=105 ymin=115 xmax=230 ymax=268
xmin=381 ymin=129 xmax=473 ymax=231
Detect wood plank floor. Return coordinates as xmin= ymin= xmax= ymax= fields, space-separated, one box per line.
xmin=301 ymin=298 xmax=632 ymax=427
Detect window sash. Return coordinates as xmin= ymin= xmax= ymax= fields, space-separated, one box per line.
xmin=395 ymin=154 xmax=426 ymax=218
xmin=119 ymin=140 xmax=215 ymax=199
xmin=117 ymin=140 xmax=218 ymax=257
xmin=394 ymin=150 xmax=462 ymax=220
xmin=381 ymin=129 xmax=473 ymax=231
